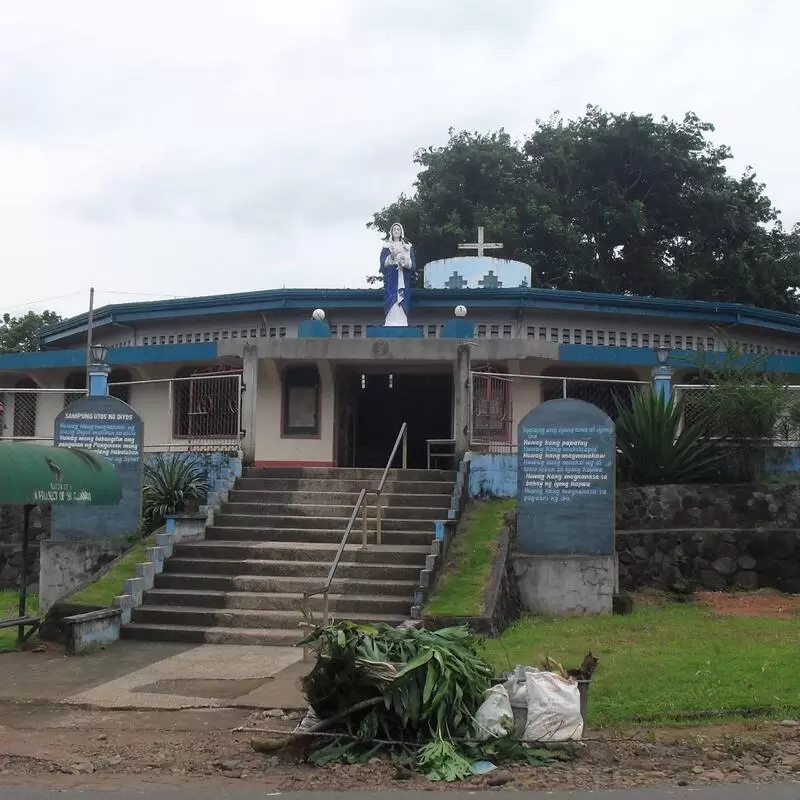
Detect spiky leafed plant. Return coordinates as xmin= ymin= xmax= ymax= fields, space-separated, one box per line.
xmin=142 ymin=453 xmax=209 ymax=529
xmin=615 ymin=389 xmax=721 ymax=485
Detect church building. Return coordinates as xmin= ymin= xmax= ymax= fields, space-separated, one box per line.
xmin=3 ymin=228 xmax=800 ymax=467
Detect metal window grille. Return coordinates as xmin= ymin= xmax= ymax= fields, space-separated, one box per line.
xmin=471 ymin=373 xmax=513 ymax=444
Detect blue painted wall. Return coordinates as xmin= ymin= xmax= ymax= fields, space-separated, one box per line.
xmin=468 ymin=453 xmax=518 ymax=498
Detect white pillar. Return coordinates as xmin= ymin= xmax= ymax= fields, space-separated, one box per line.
xmin=241 ymin=342 xmax=258 ymax=465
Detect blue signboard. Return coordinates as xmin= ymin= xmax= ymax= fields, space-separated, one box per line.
xmin=516 ymin=399 xmax=615 ymax=555
xmin=52 ymin=395 xmax=144 ymax=539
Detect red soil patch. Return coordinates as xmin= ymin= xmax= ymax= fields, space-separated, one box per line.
xmin=698 ymin=591 xmax=800 ymax=619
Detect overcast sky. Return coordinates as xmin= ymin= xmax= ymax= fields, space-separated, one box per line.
xmin=1 ymin=0 xmax=797 ymax=319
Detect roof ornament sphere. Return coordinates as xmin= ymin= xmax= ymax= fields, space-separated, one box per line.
xmin=312 ymin=308 xmax=326 ymax=321
xmin=454 ymin=305 xmax=468 ymax=318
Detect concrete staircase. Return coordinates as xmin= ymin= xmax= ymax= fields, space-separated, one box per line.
xmin=122 ymin=467 xmax=456 ymax=645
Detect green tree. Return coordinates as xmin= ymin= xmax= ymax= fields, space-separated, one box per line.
xmin=0 ymin=310 xmax=62 ymax=354
xmin=370 ymin=108 xmax=800 ymax=310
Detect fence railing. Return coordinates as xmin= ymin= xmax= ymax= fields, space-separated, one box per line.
xmin=674 ymin=383 xmax=800 ymax=446
xmin=470 ymin=371 xmax=649 ymax=448
xmin=0 ymin=373 xmax=243 ymax=452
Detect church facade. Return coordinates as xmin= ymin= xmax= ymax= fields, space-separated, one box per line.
xmin=3 ymin=248 xmax=800 ymax=468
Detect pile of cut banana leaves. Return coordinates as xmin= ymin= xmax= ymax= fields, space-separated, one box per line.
xmin=290 ymin=621 xmax=570 ymax=782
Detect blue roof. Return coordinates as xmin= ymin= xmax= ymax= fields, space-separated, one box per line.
xmin=40 ymin=286 xmax=800 ymax=344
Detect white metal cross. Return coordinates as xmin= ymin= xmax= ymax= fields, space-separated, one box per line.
xmin=457 ymin=226 xmax=503 ymax=257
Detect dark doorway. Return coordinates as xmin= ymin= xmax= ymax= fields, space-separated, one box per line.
xmin=337 ymin=371 xmax=453 ymax=469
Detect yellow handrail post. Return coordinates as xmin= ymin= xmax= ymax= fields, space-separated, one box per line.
xmin=361 ymin=497 xmax=368 ymax=548
xmin=376 ymin=495 xmax=383 ymax=546
xmin=402 ymin=427 xmax=408 ymax=470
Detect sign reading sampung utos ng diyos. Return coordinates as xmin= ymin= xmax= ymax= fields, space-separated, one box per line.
xmin=516 ymin=399 xmax=615 ymax=555
xmin=52 ymin=395 xmax=144 ymax=539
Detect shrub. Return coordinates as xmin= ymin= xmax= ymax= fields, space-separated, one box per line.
xmin=142 ymin=453 xmax=209 ymax=531
xmin=615 ymin=389 xmax=721 ymax=485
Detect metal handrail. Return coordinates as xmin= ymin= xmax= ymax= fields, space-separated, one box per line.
xmin=371 ymin=422 xmax=408 ymax=546
xmin=301 ymin=488 xmax=368 ymax=659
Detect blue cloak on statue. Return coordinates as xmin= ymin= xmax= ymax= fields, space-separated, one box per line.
xmin=380 ymin=235 xmax=416 ymax=324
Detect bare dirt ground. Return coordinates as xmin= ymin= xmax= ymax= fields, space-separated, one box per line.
xmin=697 ymin=590 xmax=800 ymax=619
xmin=1 ymin=701 xmax=800 ymax=792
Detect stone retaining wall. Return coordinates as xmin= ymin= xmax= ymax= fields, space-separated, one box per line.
xmin=617 ymin=484 xmax=800 ymax=530
xmin=0 ymin=506 xmax=50 ymax=591
xmin=617 ymin=528 xmax=800 ymax=593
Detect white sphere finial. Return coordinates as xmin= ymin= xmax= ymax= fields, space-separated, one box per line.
xmin=454 ymin=304 xmax=467 ymax=318
xmin=312 ymin=308 xmax=326 ymax=321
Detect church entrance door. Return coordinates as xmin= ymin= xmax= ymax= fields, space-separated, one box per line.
xmin=335 ymin=369 xmax=453 ymax=469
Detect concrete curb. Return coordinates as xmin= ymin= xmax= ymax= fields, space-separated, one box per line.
xmin=410 ymin=458 xmax=470 ymax=619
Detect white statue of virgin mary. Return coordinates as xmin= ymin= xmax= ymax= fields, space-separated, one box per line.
xmin=379 ymin=222 xmax=416 ymax=327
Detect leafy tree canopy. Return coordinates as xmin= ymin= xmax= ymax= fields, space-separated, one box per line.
xmin=370 ymin=106 xmax=800 ymax=311
xmin=0 ymin=310 xmax=63 ymax=354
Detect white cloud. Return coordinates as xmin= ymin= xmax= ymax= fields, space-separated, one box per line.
xmin=0 ymin=0 xmax=797 ymax=318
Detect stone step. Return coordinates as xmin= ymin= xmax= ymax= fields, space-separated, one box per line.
xmin=244 ymin=467 xmax=456 ymax=481
xmin=163 ymin=558 xmax=422 ymax=581
xmin=233 ymin=478 xmax=455 ymax=493
xmin=153 ymin=572 xmax=418 ymax=595
xmin=204 ymin=527 xmax=433 ymax=547
xmin=142 ymin=588 xmax=412 ymax=615
xmin=210 ymin=515 xmax=436 ymax=532
xmin=121 ymin=623 xmax=300 ymax=647
xmin=219 ymin=502 xmax=448 ymax=520
xmin=172 ymin=541 xmax=429 ymax=565
xmin=226 ymin=490 xmax=452 ymax=508
xmin=131 ymin=605 xmax=406 ymax=630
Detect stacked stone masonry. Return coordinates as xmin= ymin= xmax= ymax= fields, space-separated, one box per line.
xmin=616 ymin=485 xmax=800 ymax=593
xmin=0 ymin=505 xmax=50 ymax=591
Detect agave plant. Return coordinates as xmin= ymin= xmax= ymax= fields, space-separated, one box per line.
xmin=615 ymin=389 xmax=721 ymax=485
xmin=142 ymin=453 xmax=209 ymax=529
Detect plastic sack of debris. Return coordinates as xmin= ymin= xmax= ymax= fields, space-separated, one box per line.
xmin=502 ymin=665 xmax=539 ymax=737
xmin=292 ymin=706 xmax=321 ymax=734
xmin=524 ymin=670 xmax=583 ymax=742
xmin=473 ymin=684 xmax=514 ymax=741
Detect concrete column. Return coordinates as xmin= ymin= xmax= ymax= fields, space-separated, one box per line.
xmin=454 ymin=343 xmax=472 ymax=460
xmin=241 ymin=342 xmax=258 ymax=465
xmin=651 ymin=365 xmax=673 ymax=402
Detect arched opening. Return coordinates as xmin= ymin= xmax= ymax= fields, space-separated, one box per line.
xmin=64 ymin=371 xmax=86 ymax=407
xmin=540 ymin=366 xmax=642 ymax=421
xmin=108 ymin=369 xmax=133 ymax=404
xmin=13 ymin=378 xmax=38 ymax=438
xmin=172 ymin=365 xmax=241 ymax=439
xmin=282 ymin=366 xmax=320 ymax=437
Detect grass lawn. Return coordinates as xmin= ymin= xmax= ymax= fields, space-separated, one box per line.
xmin=425 ymin=499 xmax=515 ymax=617
xmin=67 ymin=533 xmax=156 ymax=607
xmin=0 ymin=589 xmax=38 ymax=653
xmin=482 ymin=600 xmax=800 ymax=727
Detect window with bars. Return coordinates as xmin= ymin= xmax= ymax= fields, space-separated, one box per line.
xmin=282 ymin=366 xmax=320 ymax=437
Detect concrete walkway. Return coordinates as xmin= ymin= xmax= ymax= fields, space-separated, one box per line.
xmin=0 ymin=640 xmax=309 ymax=710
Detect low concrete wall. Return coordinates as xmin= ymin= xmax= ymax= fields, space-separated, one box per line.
xmin=513 ymin=554 xmax=616 ymax=616
xmin=39 ymin=540 xmax=127 ymax=612
xmin=468 ymin=453 xmax=517 ymax=498
xmin=63 ymin=607 xmax=123 ymax=654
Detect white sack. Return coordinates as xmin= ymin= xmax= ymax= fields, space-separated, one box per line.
xmin=473 ymin=684 xmax=514 ymax=741
xmin=524 ymin=670 xmax=583 ymax=742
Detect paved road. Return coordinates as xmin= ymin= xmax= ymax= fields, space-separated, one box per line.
xmin=2 ymin=787 xmax=800 ymax=800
